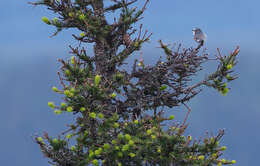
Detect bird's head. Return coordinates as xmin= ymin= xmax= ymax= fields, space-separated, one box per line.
xmin=192 ymin=28 xmax=202 ymax=34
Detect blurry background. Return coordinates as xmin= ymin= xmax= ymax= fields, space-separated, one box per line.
xmin=1 ymin=0 xmax=259 ymax=165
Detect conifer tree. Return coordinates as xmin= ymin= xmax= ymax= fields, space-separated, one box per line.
xmin=31 ymin=0 xmax=239 ymax=165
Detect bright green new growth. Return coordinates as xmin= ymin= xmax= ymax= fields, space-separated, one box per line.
xmin=37 ymin=137 xmax=44 ymax=143
xmin=110 ymin=92 xmax=117 ymax=98
xmin=94 ymin=75 xmax=101 ymax=86
xmin=47 ymin=101 xmax=55 ymax=109
xmin=80 ymin=107 xmax=86 ymax=112
xmin=89 ymin=112 xmax=96 ymax=119
xmin=54 ymin=109 xmax=62 ymax=115
xmin=169 ymin=115 xmax=175 ymax=120
xmin=146 ymin=129 xmax=152 ymax=135
xmin=52 ymin=86 xmax=58 ymax=92
xmin=124 ymin=134 xmax=131 ymax=141
xmin=80 ymin=32 xmax=85 ymax=37
xmin=71 ymin=56 xmax=76 ymax=65
xmin=160 ymin=85 xmax=167 ymax=91
xmin=98 ymin=113 xmax=104 ymax=119
xmin=41 ymin=16 xmax=50 ymax=24
xmin=66 ymin=106 xmax=73 ymax=112
xmin=113 ymin=122 xmax=119 ymax=128
xmin=78 ymin=14 xmax=85 ymax=21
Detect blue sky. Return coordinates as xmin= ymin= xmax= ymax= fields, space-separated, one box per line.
xmin=1 ymin=0 xmax=259 ymax=165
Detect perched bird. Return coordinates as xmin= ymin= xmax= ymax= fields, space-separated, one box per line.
xmin=192 ymin=28 xmax=207 ymax=45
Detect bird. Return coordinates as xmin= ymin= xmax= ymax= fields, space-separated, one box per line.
xmin=192 ymin=28 xmax=207 ymax=45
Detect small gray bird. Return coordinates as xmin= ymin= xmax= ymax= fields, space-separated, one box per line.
xmin=192 ymin=28 xmax=207 ymax=44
